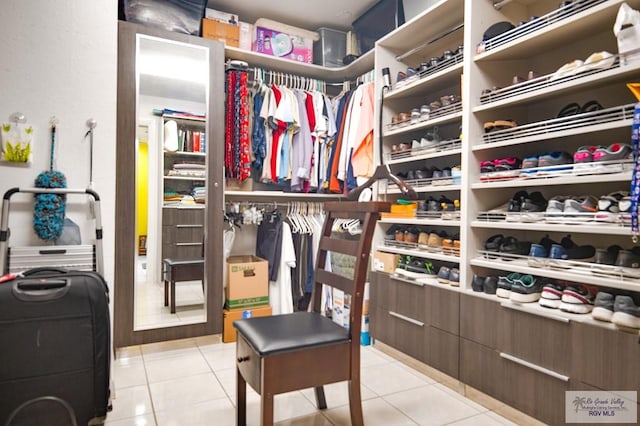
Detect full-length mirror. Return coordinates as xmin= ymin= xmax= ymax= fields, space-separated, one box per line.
xmin=115 ymin=21 xmax=224 ymax=347
xmin=135 ymin=34 xmax=208 ymax=330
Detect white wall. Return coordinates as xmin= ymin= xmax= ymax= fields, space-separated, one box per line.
xmin=0 ymin=2 xmax=117 ymax=287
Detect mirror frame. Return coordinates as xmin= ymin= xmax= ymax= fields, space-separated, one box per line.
xmin=115 ymin=21 xmax=224 ymax=348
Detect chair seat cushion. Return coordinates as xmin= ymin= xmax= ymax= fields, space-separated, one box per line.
xmin=233 ymin=312 xmax=350 ymax=356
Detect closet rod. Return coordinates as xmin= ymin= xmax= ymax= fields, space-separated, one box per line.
xmin=395 ymin=23 xmax=464 ymax=61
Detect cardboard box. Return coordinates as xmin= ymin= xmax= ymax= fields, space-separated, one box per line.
xmin=202 ymin=18 xmax=239 ymax=48
xmin=254 ymin=26 xmax=313 ymax=63
xmin=223 ymin=305 xmax=272 ymax=343
xmin=205 ymin=8 xmax=238 ymax=25
xmin=225 ymin=255 xmax=269 ymax=309
xmin=373 ymin=251 xmax=400 ymax=274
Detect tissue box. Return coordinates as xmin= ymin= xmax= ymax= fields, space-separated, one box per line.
xmin=254 ymin=27 xmax=313 ymax=63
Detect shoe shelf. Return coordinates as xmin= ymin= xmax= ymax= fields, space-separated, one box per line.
xmin=385 ymin=142 xmax=461 ymax=165
xmin=475 ymin=57 xmax=640 ymax=112
xmin=471 ymin=254 xmax=640 ymax=293
xmin=380 ymin=218 xmax=461 ymax=227
xmin=383 ymin=271 xmax=464 ymax=293
xmin=384 ymin=108 xmax=462 ymax=138
xmin=382 ymin=182 xmax=461 ymax=195
xmin=471 ymin=219 xmax=632 ymax=237
xmin=476 ymin=103 xmax=635 ymax=149
xmin=378 ymin=243 xmax=460 ymax=263
xmin=474 ymin=0 xmax=636 ymax=62
xmin=472 ymin=167 xmax=631 ymax=189
xmin=463 ymin=288 xmax=628 ymax=332
xmin=387 ymin=61 xmax=463 ymax=101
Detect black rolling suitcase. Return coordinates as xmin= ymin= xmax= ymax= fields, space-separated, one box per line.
xmin=0 ymin=268 xmax=110 ymax=426
xmin=0 ymin=188 xmax=111 ymax=425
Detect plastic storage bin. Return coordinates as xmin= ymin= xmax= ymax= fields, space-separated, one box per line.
xmin=314 ymin=27 xmax=347 ymax=67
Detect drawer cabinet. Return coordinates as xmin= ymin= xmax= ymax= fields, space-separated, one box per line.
xmin=162 ymin=207 xmax=205 ymax=261
xmin=373 ymin=306 xmax=427 ymax=363
xmin=429 ymin=285 xmax=459 ymax=335
xmin=428 ymin=327 xmax=459 ymax=379
xmin=460 ymin=294 xmax=498 ymax=349
xmin=571 ymin=322 xmax=640 ymax=395
xmin=498 ymin=302 xmax=572 ymax=375
xmin=460 ymin=338 xmax=504 ymax=401
xmin=370 ymin=271 xmax=426 ymax=323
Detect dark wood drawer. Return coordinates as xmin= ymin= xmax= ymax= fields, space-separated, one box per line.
xmin=459 ymin=338 xmax=503 ymax=401
xmin=375 ymin=307 xmax=426 ymax=362
xmin=571 ymin=322 xmax=640 ymax=394
xmin=429 ymin=286 xmax=459 ymax=335
xmin=369 ymin=271 xmax=388 ymax=310
xmin=162 ymin=225 xmax=204 ymax=244
xmin=427 ymin=327 xmax=459 ymax=378
xmin=460 ymin=294 xmax=498 ymax=348
xmin=162 ymin=207 xmax=204 ymax=225
xmin=498 ymin=302 xmax=571 ymax=374
xmin=386 ymin=274 xmax=426 ymax=323
xmin=499 ymin=349 xmax=570 ymax=426
xmin=162 ymin=243 xmax=204 ymax=260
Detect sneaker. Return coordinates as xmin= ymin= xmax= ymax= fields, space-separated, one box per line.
xmin=497 ymin=272 xmax=520 ymax=298
xmin=528 ymin=234 xmax=558 ymax=267
xmin=437 ymin=265 xmax=451 ymax=284
xmin=591 ymin=245 xmax=622 ymax=272
xmin=441 ymin=198 xmax=461 ymax=220
xmin=510 ymin=274 xmax=543 ymax=303
xmin=611 ymin=295 xmax=640 ymax=329
xmin=519 ymin=191 xmax=548 ymax=222
xmin=615 ymin=247 xmax=640 ymax=277
xmin=559 ymin=285 xmax=597 ymax=314
xmin=563 ymin=195 xmax=598 ymax=223
xmin=537 ymin=151 xmax=573 ymax=175
xmin=484 ymin=234 xmax=504 ymax=258
xmin=592 ymin=291 xmax=615 ymax=322
xmin=396 ymin=258 xmax=436 ymax=279
xmin=573 ymin=145 xmax=605 ymax=174
xmin=520 ymin=155 xmax=539 ymax=174
xmin=592 ymin=143 xmax=632 ymax=173
xmin=595 ymin=191 xmax=628 ymax=222
xmin=539 ymin=281 xmax=566 ymax=309
xmin=544 ymin=195 xmax=569 ymax=223
xmin=427 ymin=232 xmax=446 ymax=252
xmin=499 ymin=236 xmax=532 ymax=260
xmin=506 ymin=190 xmax=528 ymax=222
xmin=448 ymin=268 xmax=460 ymax=286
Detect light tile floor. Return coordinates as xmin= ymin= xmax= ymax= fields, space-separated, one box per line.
xmin=108 ymin=336 xmax=525 ymax=426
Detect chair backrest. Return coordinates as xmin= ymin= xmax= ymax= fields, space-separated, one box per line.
xmin=311 ymin=201 xmax=390 ymax=340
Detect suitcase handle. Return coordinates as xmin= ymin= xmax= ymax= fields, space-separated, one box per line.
xmin=12 ymin=278 xmax=70 ymax=302
xmin=22 ymin=267 xmax=69 ymax=276
xmin=5 ymin=395 xmax=78 ymax=426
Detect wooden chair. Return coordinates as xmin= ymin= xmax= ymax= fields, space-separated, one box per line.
xmin=233 ymin=201 xmax=390 ymax=426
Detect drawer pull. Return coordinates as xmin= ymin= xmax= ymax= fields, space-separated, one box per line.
xmin=499 ymin=352 xmax=570 ymax=382
xmin=176 ymin=224 xmax=203 ymax=228
xmin=237 ymin=356 xmax=250 ymax=363
xmin=175 ymin=242 xmax=203 ymax=247
xmin=501 ymin=301 xmax=570 ymax=323
xmin=390 ymin=275 xmax=425 ymax=287
xmin=389 ymin=311 xmax=424 ymax=327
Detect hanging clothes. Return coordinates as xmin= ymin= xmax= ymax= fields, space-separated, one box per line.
xmin=225 ymin=69 xmax=251 ymax=183
xmin=270 ymin=221 xmax=295 ymax=315
xmin=256 ymin=209 xmax=283 ymax=282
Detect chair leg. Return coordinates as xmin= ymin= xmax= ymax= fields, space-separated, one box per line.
xmin=314 ymin=386 xmax=327 ymax=409
xmin=260 ymin=392 xmax=274 ymax=426
xmin=163 ymin=280 xmax=168 ymax=307
xmin=236 ymin=367 xmax=247 ymax=426
xmin=170 ymin=280 xmax=176 ymax=314
xmin=348 ymin=379 xmax=364 ymax=426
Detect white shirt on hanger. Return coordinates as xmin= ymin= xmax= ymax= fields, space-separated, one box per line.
xmin=270 ymin=221 xmax=295 ymax=315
